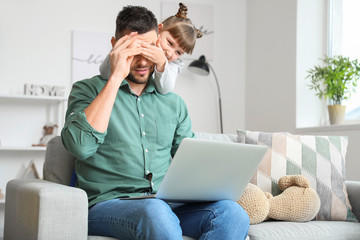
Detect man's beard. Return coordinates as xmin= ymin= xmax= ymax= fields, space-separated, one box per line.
xmin=126 ymin=72 xmax=153 ymax=85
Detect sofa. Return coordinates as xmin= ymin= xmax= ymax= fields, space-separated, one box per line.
xmin=4 ymin=133 xmax=360 ymax=240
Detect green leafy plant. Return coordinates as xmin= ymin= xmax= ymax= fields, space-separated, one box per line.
xmin=307 ymin=55 xmax=360 ymax=105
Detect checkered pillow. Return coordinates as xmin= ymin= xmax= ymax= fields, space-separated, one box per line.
xmin=237 ymin=129 xmax=358 ymax=222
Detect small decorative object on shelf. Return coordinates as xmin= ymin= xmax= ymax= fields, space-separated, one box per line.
xmin=22 ymin=160 xmax=41 ymax=179
xmin=307 ymin=55 xmax=360 ymax=125
xmin=24 ymin=83 xmax=65 ymax=97
xmin=32 ymin=123 xmax=58 ymax=147
xmin=0 ymin=188 xmax=4 ymax=200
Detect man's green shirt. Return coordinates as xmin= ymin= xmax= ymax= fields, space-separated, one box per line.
xmin=61 ymin=75 xmax=194 ymax=207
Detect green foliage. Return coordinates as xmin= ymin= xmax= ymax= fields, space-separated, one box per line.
xmin=307 ymin=55 xmax=360 ymax=105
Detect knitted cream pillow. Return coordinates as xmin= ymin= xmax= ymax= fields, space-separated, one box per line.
xmin=237 ymin=129 xmax=358 ymax=222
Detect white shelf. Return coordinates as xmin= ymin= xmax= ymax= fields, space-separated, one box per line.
xmin=296 ymin=122 xmax=360 ymax=133
xmin=0 ymin=94 xmax=67 ymax=102
xmin=0 ymin=146 xmax=46 ymax=151
xmin=0 ymin=92 xmax=63 ymax=213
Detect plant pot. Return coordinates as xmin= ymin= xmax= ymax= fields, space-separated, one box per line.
xmin=328 ymin=105 xmax=346 ymax=125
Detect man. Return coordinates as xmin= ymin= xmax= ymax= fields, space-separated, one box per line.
xmin=61 ymin=5 xmax=249 ymax=240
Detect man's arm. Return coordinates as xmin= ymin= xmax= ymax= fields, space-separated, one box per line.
xmin=61 ymin=33 xmax=141 ymax=160
xmin=84 ymin=32 xmax=141 ymax=132
xmin=61 ymin=80 xmax=107 ymax=160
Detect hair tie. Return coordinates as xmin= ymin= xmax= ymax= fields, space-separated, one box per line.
xmin=195 ymin=28 xmax=203 ymax=39
xmin=175 ymin=3 xmax=188 ymax=19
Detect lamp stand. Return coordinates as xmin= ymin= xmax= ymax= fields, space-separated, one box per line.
xmin=208 ymin=64 xmax=223 ymax=134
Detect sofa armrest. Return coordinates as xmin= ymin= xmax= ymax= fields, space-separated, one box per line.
xmin=4 ymin=179 xmax=88 ymax=240
xmin=345 ymin=180 xmax=360 ymax=221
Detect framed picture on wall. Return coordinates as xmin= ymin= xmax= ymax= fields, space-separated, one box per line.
xmin=71 ymin=30 xmax=112 ymax=83
xmin=161 ymin=2 xmax=214 ymax=60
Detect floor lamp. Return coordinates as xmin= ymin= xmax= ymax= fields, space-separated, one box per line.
xmin=188 ymin=55 xmax=223 ymax=133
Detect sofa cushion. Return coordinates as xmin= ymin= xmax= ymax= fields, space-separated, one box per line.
xmin=44 ymin=136 xmax=76 ymax=185
xmin=248 ymin=221 xmax=360 ymax=240
xmin=195 ymin=132 xmax=238 ymax=143
xmin=237 ymin=129 xmax=357 ymax=222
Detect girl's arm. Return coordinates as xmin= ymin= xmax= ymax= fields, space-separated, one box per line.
xmin=99 ymin=53 xmax=111 ymax=79
xmin=154 ymin=58 xmax=184 ymax=94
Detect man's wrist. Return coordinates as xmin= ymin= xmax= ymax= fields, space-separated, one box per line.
xmin=108 ymin=71 xmax=125 ymax=86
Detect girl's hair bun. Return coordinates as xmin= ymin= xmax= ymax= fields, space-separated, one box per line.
xmin=175 ymin=3 xmax=188 ymax=19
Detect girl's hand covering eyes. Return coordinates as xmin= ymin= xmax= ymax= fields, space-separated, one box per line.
xmin=140 ymin=41 xmax=167 ymax=72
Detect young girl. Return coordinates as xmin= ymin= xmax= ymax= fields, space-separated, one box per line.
xmin=99 ymin=3 xmax=203 ymax=94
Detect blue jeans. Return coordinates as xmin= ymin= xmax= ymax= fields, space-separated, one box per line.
xmin=88 ymin=198 xmax=249 ymax=240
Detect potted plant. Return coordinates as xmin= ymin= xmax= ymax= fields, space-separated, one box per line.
xmin=307 ymin=55 xmax=360 ymax=125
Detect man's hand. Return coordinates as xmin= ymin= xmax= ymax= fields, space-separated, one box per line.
xmin=140 ymin=40 xmax=167 ymax=73
xmin=109 ymin=32 xmax=142 ymax=81
xmin=84 ymin=32 xmax=142 ymax=133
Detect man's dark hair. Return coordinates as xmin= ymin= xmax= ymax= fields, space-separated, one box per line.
xmin=115 ymin=6 xmax=158 ymax=39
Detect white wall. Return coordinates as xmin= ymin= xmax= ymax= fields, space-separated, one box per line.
xmin=245 ymin=0 xmax=297 ymax=132
xmin=245 ymin=0 xmax=360 ymax=181
xmin=0 ymin=0 xmax=246 ymax=134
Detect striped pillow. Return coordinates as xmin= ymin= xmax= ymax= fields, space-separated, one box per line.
xmin=237 ymin=129 xmax=358 ymax=222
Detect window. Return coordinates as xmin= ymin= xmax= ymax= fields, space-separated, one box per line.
xmin=329 ymin=0 xmax=360 ymax=121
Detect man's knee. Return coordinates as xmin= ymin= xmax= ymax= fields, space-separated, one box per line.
xmin=140 ymin=199 xmax=175 ymax=219
xmin=216 ymin=200 xmax=250 ymax=225
xmin=138 ymin=199 xmax=182 ymax=238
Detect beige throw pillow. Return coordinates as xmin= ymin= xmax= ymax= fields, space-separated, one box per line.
xmin=237 ymin=129 xmax=357 ymax=222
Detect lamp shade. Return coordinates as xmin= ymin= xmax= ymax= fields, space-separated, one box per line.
xmin=188 ymin=55 xmax=210 ymax=76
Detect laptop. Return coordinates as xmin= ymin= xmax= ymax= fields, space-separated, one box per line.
xmin=129 ymin=137 xmax=267 ymax=202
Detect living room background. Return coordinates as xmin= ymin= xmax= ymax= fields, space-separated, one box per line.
xmin=1 ymin=0 xmax=360 ymax=238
